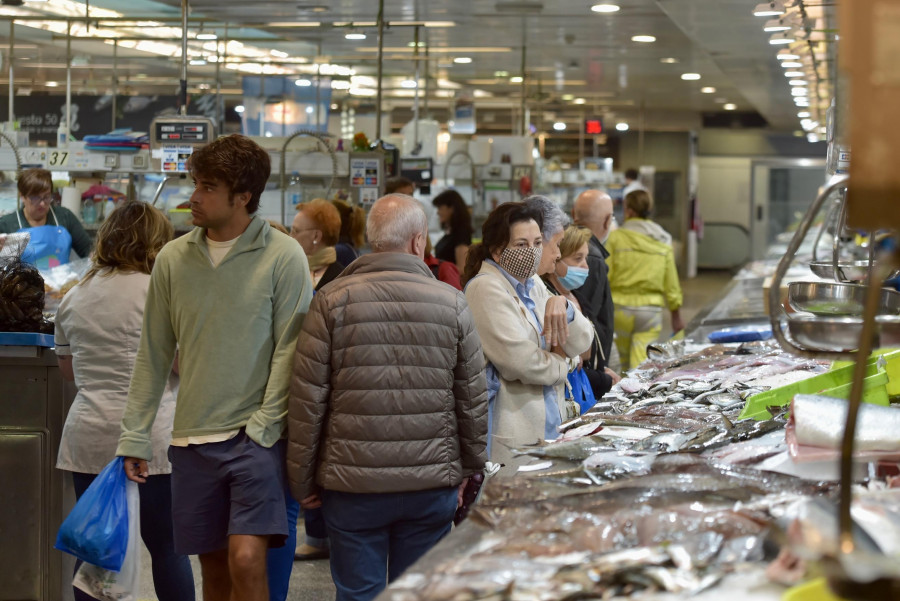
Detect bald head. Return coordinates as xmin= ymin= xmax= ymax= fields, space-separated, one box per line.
xmin=366 ymin=194 xmax=428 ymax=257
xmin=573 ymin=190 xmax=614 ymax=242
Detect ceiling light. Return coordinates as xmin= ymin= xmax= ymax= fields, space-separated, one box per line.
xmin=660 ymin=57 xmax=679 ymax=64
xmin=784 ymin=71 xmax=804 ymax=77
xmin=45 ymin=81 xmax=59 ymax=87
xmin=788 ymin=79 xmax=807 ymax=86
xmin=681 ymin=73 xmax=701 ymax=80
xmin=453 ymin=56 xmax=473 ymax=64
xmin=234 ymin=105 xmax=245 ymax=113
xmin=763 ymin=19 xmax=791 ymax=32
xmin=791 ymin=87 xmax=808 ymax=96
xmin=189 ymin=59 xmax=207 ymax=66
xmin=723 ymin=103 xmax=737 ymax=110
xmin=345 ymin=32 xmax=366 ymax=40
xmin=754 ymin=2 xmax=785 ymax=17
xmin=632 ymin=35 xmax=656 ymax=43
xmin=591 ymin=4 xmax=620 ymax=13
xmin=332 ymin=80 xmax=351 ymax=89
xmin=271 ymin=49 xmax=288 ymax=58
xmin=196 ymin=31 xmax=217 ymax=41
xmin=400 ymin=79 xmax=418 ymax=88
xmin=781 ymin=61 xmax=803 ymax=68
xmin=573 ymin=98 xmax=586 ymax=104
xmin=807 ymin=133 xmax=820 ymax=143
xmin=330 ymin=103 xmax=339 ymax=110
xmin=510 ymin=76 xmax=524 ymax=83
xmin=305 ymin=106 xmax=315 ymax=114
xmin=777 ymin=51 xmax=800 ymax=60
xmin=562 ymin=94 xmax=574 ymax=100
xmin=553 ymin=122 xmax=566 ymax=131
xmin=769 ymin=33 xmax=795 ymax=45
xmin=615 ymin=122 xmax=629 ymax=131
xmin=494 ymin=70 xmax=509 ymax=77
xmin=295 ymin=78 xmax=312 ymax=86
xmin=407 ymin=41 xmax=426 ymax=47
xmin=700 ymin=86 xmax=716 ymax=93
xmin=797 ymin=111 xmax=811 ymax=118
xmin=266 ymin=22 xmax=321 ymax=27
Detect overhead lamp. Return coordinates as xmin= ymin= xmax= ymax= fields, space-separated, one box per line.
xmin=573 ymin=97 xmax=586 ymax=104
xmin=753 ymin=2 xmax=785 ymax=17
xmin=552 ymin=122 xmax=566 ymax=131
xmin=591 ymin=4 xmax=620 ymax=12
xmin=510 ymin=76 xmax=524 ymax=83
xmin=631 ymin=35 xmax=656 ymax=43
xmin=407 ymin=41 xmax=426 ymax=47
xmin=777 ymin=51 xmax=801 ymax=60
xmin=271 ymin=49 xmax=289 ymax=58
xmin=763 ymin=18 xmax=791 ymax=32
xmin=615 ymin=122 xmax=629 ymax=131
xmin=45 ymin=81 xmax=59 ymax=87
xmin=494 ymin=70 xmax=509 ymax=77
xmin=807 ymin=133 xmax=820 ymax=143
xmin=788 ymin=79 xmax=807 ymax=86
xmin=234 ymin=105 xmax=245 ymax=113
xmin=781 ymin=61 xmax=803 ymax=68
xmin=400 ymin=79 xmax=418 ymax=88
xmin=769 ymin=33 xmax=795 ymax=45
xmin=723 ymin=103 xmax=737 ymax=110
xmin=700 ymin=86 xmax=716 ymax=93
xmin=196 ymin=31 xmax=217 ymax=41
xmin=797 ymin=111 xmax=811 ymax=118
xmin=784 ymin=71 xmax=804 ymax=77
xmin=332 ymin=80 xmax=351 ymax=89
xmin=453 ymin=56 xmax=473 ymax=64
xmin=660 ymin=57 xmax=679 ymax=64
xmin=681 ymin=73 xmax=701 ymax=80
xmin=295 ymin=78 xmax=312 ymax=86
xmin=189 ymin=59 xmax=207 ymax=66
xmin=791 ymin=87 xmax=808 ymax=96
xmin=345 ymin=32 xmax=367 ymax=40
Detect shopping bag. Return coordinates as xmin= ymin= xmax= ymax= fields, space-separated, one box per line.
xmin=55 ymin=457 xmax=129 ymax=571
xmin=567 ymin=368 xmax=597 ymax=415
xmin=73 ymin=480 xmax=140 ymax=601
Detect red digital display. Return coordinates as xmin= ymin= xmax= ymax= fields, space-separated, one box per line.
xmin=584 ymin=119 xmax=603 ymax=135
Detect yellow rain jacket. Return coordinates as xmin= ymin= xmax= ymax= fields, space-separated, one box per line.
xmin=605 ymin=218 xmax=683 ymax=311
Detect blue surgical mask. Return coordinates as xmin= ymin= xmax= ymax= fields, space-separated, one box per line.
xmin=559 ymin=265 xmax=589 ymax=290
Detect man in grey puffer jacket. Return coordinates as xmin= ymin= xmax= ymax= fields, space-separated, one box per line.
xmin=287 ymin=194 xmax=489 ymax=601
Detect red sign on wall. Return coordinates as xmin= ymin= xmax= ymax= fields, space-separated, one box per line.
xmin=584 ymin=118 xmax=603 ymax=135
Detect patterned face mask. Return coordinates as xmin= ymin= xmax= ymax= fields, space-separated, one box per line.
xmin=498 ymin=246 xmax=542 ymax=280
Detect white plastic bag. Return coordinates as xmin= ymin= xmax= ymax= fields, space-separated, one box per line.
xmin=73 ymin=480 xmax=140 ymax=601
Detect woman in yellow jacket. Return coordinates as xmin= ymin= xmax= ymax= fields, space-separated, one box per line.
xmin=605 ymin=189 xmax=683 ymax=371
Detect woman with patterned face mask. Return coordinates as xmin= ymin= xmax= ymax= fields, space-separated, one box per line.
xmin=463 ymin=202 xmax=593 ymax=468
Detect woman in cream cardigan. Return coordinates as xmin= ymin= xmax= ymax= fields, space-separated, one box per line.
xmin=463 ymin=201 xmax=592 ymax=467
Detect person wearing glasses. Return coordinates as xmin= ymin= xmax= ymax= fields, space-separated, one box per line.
xmin=0 ymin=168 xmax=91 ymax=268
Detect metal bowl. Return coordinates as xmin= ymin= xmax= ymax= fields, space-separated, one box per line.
xmin=808 ymin=260 xmax=873 ymax=282
xmin=788 ymin=282 xmax=900 ymax=316
xmin=787 ymin=314 xmax=900 ymax=352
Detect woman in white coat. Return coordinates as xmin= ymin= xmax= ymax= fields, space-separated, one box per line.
xmin=463 ymin=201 xmax=592 ymax=467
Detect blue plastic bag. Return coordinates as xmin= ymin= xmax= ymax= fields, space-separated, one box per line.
xmin=55 ymin=457 xmax=129 ymax=572
xmin=567 ymin=368 xmax=597 ymax=415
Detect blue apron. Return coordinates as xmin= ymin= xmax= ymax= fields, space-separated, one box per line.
xmin=16 ymin=207 xmax=73 ymax=269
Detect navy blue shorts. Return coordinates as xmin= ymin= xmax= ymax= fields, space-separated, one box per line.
xmin=168 ymin=430 xmax=289 ymax=555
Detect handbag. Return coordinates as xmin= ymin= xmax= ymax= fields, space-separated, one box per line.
xmin=567 ymin=367 xmax=597 ymax=415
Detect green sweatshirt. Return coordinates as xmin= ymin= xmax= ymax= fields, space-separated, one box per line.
xmin=116 ymin=217 xmax=313 ymax=461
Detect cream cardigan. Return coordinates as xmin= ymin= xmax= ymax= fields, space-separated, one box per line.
xmin=465 ymin=261 xmax=592 ymax=466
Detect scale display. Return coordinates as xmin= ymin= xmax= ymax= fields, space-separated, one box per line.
xmin=149 ymin=116 xmax=216 ymax=173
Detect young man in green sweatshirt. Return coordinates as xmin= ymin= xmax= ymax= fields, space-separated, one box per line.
xmin=116 ymin=135 xmax=313 ymax=601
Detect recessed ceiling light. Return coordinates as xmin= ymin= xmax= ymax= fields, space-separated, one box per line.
xmin=562 ymin=94 xmax=574 ymax=101
xmin=784 ymin=71 xmax=804 ymax=77
xmin=553 ymin=122 xmax=566 ymax=131
xmin=494 ymin=70 xmax=509 ymax=77
xmin=234 ymin=105 xmax=245 ymax=113
xmin=681 ymin=73 xmax=701 ymax=80
xmin=345 ymin=33 xmax=366 ymax=40
xmin=573 ymin=98 xmax=586 ymax=104
xmin=510 ymin=76 xmax=524 ymax=83
xmin=407 ymin=41 xmax=426 ymax=47
xmin=305 ymin=106 xmax=315 ymax=114
xmin=615 ymin=122 xmax=629 ymax=131
xmin=45 ymin=81 xmax=59 ymax=87
xmin=723 ymin=103 xmax=737 ymax=110
xmin=453 ymin=56 xmax=473 ymax=64
xmin=295 ymin=78 xmax=312 ymax=86
xmin=797 ymin=111 xmax=811 ymax=118
xmin=591 ymin=4 xmax=620 ymax=13
xmin=700 ymin=86 xmax=716 ymax=93
xmin=332 ymin=80 xmax=351 ymax=89
xmin=788 ymin=79 xmax=808 ymax=86
xmin=791 ymin=87 xmax=808 ymax=96
xmin=660 ymin=57 xmax=679 ymax=64
xmin=330 ymin=103 xmax=339 ymax=110
xmin=632 ymin=35 xmax=656 ymax=43
xmin=400 ymin=79 xmax=417 ymax=88
xmin=781 ymin=61 xmax=803 ymax=68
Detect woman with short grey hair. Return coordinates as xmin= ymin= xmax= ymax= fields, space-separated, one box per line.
xmin=524 ymin=195 xmax=569 ymax=277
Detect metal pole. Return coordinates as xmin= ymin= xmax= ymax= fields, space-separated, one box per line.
xmin=413 ymin=26 xmax=420 ymax=149
xmin=315 ymin=63 xmax=321 ymax=131
xmin=638 ymin=100 xmax=645 ymax=164
xmin=65 ymin=20 xmax=72 ymax=138
xmin=519 ymin=26 xmax=527 ymax=137
xmin=180 ymin=0 xmax=188 ymax=115
xmin=375 ymin=0 xmax=385 ymax=141
xmin=8 ymin=21 xmax=14 ymax=125
xmin=221 ymin=23 xmax=228 ymax=133
xmin=423 ymin=36 xmax=430 ymax=116
xmin=112 ymin=40 xmax=118 ymax=130
xmin=214 ymin=36 xmax=221 ymax=132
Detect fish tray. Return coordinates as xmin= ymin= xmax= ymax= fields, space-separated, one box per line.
xmin=788 ymin=282 xmax=900 ymax=316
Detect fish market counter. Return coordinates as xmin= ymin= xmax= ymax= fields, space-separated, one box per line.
xmin=0 ymin=343 xmax=75 ymax=601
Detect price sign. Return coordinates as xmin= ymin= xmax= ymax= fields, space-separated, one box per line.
xmin=47 ymin=150 xmax=69 ymax=167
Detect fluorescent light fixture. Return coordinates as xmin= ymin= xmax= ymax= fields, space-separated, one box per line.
xmin=777 ymin=52 xmax=801 ymax=60
xmin=701 ymin=86 xmax=716 ymax=93
xmin=45 ymin=81 xmax=59 ymax=87
xmin=807 ymin=133 xmax=820 ymax=143
xmin=349 ymin=87 xmax=376 ymax=96
xmin=562 ymin=94 xmax=574 ymax=101
xmin=763 ymin=19 xmax=791 ymax=32
xmin=781 ymin=61 xmax=803 ymax=68
xmin=769 ymin=33 xmax=795 ymax=45
xmin=800 ymin=118 xmax=814 ymax=129
xmin=189 ymin=59 xmax=207 ymax=65
xmin=453 ymin=56 xmax=473 ymax=64
xmin=196 ymin=32 xmax=217 ymax=40
xmin=754 ymin=2 xmax=785 ymax=17
xmin=632 ymin=35 xmax=656 ymax=43
xmin=305 ymin=106 xmax=314 ymax=114
xmin=494 ymin=70 xmax=509 ymax=77
xmin=407 ymin=42 xmax=426 ymax=47
xmin=591 ymin=4 xmax=620 ymax=13
xmin=510 ymin=76 xmax=524 ymax=83
xmin=797 ymin=111 xmax=811 ymax=118
xmin=789 ymin=79 xmax=807 ymax=86
xmin=723 ymin=103 xmax=737 ymax=110
xmin=791 ymin=87 xmax=808 ymax=96
xmin=681 ymin=73 xmax=701 ymax=80
xmin=265 ymin=22 xmax=321 ymax=27
xmin=660 ymin=57 xmax=679 ymax=64
xmin=615 ymin=122 xmax=629 ymax=131
xmin=400 ymin=79 xmax=418 ymax=88
xmin=295 ymin=78 xmax=312 ymax=86
xmin=784 ymin=71 xmax=804 ymax=77
xmin=553 ymin=122 xmax=566 ymax=131
xmin=270 ymin=49 xmax=289 ymax=58
xmin=345 ymin=33 xmax=367 ymax=40
xmin=573 ymin=98 xmax=586 ymax=104
xmin=234 ymin=105 xmax=245 ymax=113
xmin=332 ymin=80 xmax=351 ymax=89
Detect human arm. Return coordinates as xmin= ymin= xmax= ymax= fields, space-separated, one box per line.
xmin=542 ymin=295 xmax=571 ymax=347
xmin=53 ymin=309 xmax=75 ymax=381
xmin=663 ymin=248 xmax=684 ymax=333
xmin=287 ymin=293 xmax=333 ymax=501
xmin=454 ymin=244 xmax=469 ymax=273
xmin=61 ymin=208 xmax=92 ymax=258
xmin=532 ymin=280 xmax=592 ymax=359
xmin=438 ymin=260 xmax=462 ymax=290
xmin=670 ymin=309 xmax=685 ymax=335
xmin=245 ymin=246 xmax=314 ymax=447
xmin=57 ymin=356 xmax=74 ymax=381
xmin=453 ymin=294 xmax=489 ymax=477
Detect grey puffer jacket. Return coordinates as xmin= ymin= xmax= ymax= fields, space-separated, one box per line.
xmin=287 ymin=252 xmax=489 ymax=498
